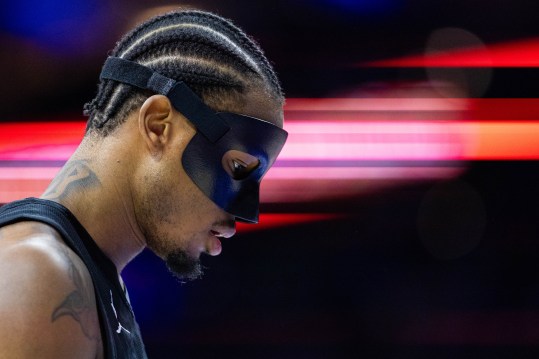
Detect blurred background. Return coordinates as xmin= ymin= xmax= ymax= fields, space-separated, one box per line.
xmin=2 ymin=0 xmax=539 ymax=358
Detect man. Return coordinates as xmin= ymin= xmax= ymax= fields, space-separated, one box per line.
xmin=0 ymin=9 xmax=287 ymax=358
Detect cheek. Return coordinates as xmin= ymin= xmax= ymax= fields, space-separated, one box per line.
xmin=132 ymin=165 xmax=181 ymax=246
xmin=152 ymin=169 xmax=209 ymax=239
xmin=173 ymin=180 xmax=210 ymax=229
xmin=133 ymin=150 xmax=224 ymax=254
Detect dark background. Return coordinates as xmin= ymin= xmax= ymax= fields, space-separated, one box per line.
xmin=3 ymin=0 xmax=539 ymax=119
xmin=2 ymin=0 xmax=539 ymax=357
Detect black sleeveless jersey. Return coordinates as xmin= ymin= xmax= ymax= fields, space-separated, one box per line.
xmin=0 ymin=198 xmax=148 ymax=359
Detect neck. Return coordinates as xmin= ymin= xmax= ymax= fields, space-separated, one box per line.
xmin=41 ymin=132 xmax=146 ymax=273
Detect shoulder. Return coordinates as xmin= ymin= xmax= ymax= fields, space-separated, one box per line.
xmin=0 ymin=221 xmax=102 ymax=358
xmin=0 ymin=221 xmax=88 ymax=285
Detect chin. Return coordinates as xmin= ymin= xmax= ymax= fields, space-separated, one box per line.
xmin=165 ymin=249 xmax=204 ymax=282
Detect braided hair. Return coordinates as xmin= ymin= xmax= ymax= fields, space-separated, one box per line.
xmin=84 ymin=9 xmax=283 ymax=136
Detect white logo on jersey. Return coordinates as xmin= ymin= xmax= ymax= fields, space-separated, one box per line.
xmin=110 ymin=290 xmax=131 ymax=334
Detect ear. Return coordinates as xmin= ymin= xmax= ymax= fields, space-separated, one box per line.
xmin=138 ymin=95 xmax=174 ymax=156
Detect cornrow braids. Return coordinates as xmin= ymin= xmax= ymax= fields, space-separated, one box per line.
xmin=84 ymin=9 xmax=283 ymax=136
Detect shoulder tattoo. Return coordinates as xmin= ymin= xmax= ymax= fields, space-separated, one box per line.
xmin=43 ymin=160 xmax=101 ymax=201
xmin=51 ymin=245 xmax=101 ymax=343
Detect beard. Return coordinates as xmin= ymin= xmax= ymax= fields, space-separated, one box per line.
xmin=134 ymin=172 xmax=205 ymax=282
xmin=165 ymin=249 xmax=204 ymax=282
xmin=141 ymin=213 xmax=206 ymax=282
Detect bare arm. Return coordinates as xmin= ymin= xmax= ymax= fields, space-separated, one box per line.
xmin=0 ymin=222 xmax=102 ymax=358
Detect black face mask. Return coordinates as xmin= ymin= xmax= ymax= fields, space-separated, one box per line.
xmin=100 ymin=57 xmax=288 ymax=223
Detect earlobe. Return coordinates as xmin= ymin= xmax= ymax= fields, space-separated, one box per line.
xmin=138 ymin=95 xmax=174 ymax=155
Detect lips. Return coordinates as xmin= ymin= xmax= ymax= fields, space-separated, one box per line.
xmin=207 ymin=232 xmax=222 ymax=256
xmin=206 ymin=220 xmax=235 ymax=256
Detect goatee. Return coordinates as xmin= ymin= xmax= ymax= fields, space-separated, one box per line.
xmin=165 ymin=250 xmax=204 ymax=282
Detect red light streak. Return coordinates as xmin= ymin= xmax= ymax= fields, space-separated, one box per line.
xmin=284 ymin=97 xmax=468 ymax=111
xmin=236 ymin=213 xmax=344 ymax=233
xmin=363 ymin=37 xmax=539 ymax=67
xmin=1 ymin=98 xmax=539 ymax=205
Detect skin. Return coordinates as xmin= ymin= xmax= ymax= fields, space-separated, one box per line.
xmin=0 ymin=88 xmax=283 ymax=358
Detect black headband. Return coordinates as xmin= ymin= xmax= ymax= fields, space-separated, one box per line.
xmin=100 ymin=57 xmax=229 ymax=142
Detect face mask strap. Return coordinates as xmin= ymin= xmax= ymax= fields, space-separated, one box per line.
xmin=99 ymin=56 xmax=230 ymax=142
